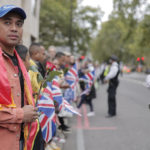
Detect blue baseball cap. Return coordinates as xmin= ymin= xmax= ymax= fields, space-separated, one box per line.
xmin=0 ymin=5 xmax=26 ymax=19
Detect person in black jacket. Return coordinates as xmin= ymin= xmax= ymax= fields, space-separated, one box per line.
xmin=104 ymin=55 xmax=120 ymax=118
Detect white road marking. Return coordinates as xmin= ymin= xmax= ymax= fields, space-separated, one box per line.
xmin=77 ymin=128 xmax=85 ymax=150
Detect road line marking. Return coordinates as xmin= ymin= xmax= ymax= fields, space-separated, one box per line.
xmin=82 ymin=104 xmax=90 ymax=129
xmin=77 ymin=128 xmax=85 ymax=150
xmin=74 ymin=126 xmax=117 ymax=130
xmin=77 ymin=112 xmax=82 ymax=128
xmin=85 ymin=127 xmax=117 ymax=130
xmin=75 ymin=105 xmax=117 ymax=130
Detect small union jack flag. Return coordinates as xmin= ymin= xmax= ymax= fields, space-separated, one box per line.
xmin=63 ymin=99 xmax=81 ymax=116
xmin=79 ymin=70 xmax=95 ymax=89
xmin=64 ymin=63 xmax=79 ymax=101
xmin=52 ymin=76 xmax=63 ymax=111
xmin=38 ymin=82 xmax=56 ymax=143
xmin=65 ymin=63 xmax=78 ymax=89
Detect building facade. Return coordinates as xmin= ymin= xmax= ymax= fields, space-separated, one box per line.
xmin=0 ymin=0 xmax=41 ymax=47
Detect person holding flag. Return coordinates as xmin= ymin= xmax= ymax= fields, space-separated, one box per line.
xmin=0 ymin=5 xmax=39 ymax=150
xmin=64 ymin=55 xmax=79 ymax=103
xmin=52 ymin=53 xmax=71 ymax=133
xmin=77 ymin=58 xmax=96 ymax=117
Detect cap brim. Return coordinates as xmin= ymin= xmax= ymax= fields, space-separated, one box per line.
xmin=0 ymin=7 xmax=26 ymax=19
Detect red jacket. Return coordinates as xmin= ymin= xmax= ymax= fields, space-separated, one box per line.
xmin=0 ymin=50 xmax=25 ymax=150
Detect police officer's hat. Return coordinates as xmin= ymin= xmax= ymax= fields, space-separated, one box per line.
xmin=109 ymin=55 xmax=118 ymax=61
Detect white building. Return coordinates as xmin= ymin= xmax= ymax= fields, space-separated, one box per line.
xmin=0 ymin=0 xmax=41 ymax=47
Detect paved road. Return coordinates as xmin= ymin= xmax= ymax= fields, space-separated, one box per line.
xmin=61 ymin=73 xmax=150 ymax=150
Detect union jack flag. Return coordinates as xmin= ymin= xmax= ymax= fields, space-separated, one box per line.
xmin=65 ymin=63 xmax=78 ymax=89
xmin=52 ymin=76 xmax=63 ymax=111
xmin=64 ymin=88 xmax=74 ymax=103
xmin=64 ymin=63 xmax=79 ymax=101
xmin=79 ymin=70 xmax=95 ymax=89
xmin=38 ymin=82 xmax=56 ymax=143
xmin=63 ymin=99 xmax=81 ymax=116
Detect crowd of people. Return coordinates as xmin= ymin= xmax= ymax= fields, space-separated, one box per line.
xmin=0 ymin=4 xmax=121 ymax=150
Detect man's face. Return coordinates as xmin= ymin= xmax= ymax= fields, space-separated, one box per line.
xmin=48 ymin=48 xmax=56 ymax=59
xmin=38 ymin=46 xmax=46 ymax=63
xmin=65 ymin=55 xmax=71 ymax=64
xmin=0 ymin=12 xmax=24 ymax=48
xmin=70 ymin=55 xmax=75 ymax=65
xmin=58 ymin=55 xmax=66 ymax=67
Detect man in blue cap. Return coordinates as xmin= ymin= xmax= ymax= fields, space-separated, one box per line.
xmin=0 ymin=5 xmax=39 ymax=150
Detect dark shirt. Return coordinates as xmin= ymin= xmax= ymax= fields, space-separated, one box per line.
xmin=36 ymin=61 xmax=46 ymax=78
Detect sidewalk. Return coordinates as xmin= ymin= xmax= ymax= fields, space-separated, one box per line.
xmin=54 ymin=117 xmax=74 ymax=150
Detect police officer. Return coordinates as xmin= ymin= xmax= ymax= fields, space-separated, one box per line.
xmin=104 ymin=55 xmax=120 ymax=117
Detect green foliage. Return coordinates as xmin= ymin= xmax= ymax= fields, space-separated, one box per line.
xmin=43 ymin=71 xmax=62 ymax=88
xmin=40 ymin=0 xmax=150 ymax=66
xmin=73 ymin=6 xmax=103 ymax=54
xmin=39 ymin=0 xmax=103 ymax=54
xmin=40 ymin=0 xmax=71 ymax=47
xmin=129 ymin=15 xmax=150 ymax=65
xmin=91 ymin=0 xmax=150 ymax=65
xmin=63 ymin=67 xmax=69 ymax=75
xmin=91 ymin=18 xmax=130 ymax=62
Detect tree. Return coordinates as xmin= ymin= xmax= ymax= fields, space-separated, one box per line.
xmin=91 ymin=0 xmax=149 ymax=64
xmin=39 ymin=0 xmax=102 ymax=54
xmin=91 ymin=19 xmax=129 ymax=63
xmin=39 ymin=0 xmax=72 ymax=47
xmin=72 ymin=6 xmax=102 ymax=54
xmin=130 ymin=14 xmax=150 ymax=65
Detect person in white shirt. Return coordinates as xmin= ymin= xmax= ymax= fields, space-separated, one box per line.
xmin=104 ymin=55 xmax=120 ymax=117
